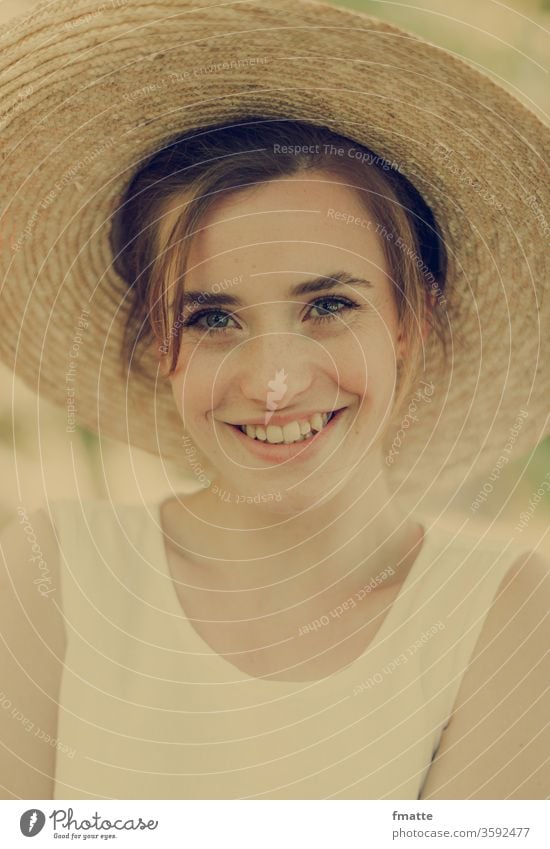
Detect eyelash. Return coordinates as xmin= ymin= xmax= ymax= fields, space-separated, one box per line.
xmin=181 ymin=296 xmax=361 ymax=334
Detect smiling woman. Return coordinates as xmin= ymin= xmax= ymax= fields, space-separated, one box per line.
xmin=108 ymin=120 xmax=450 ymax=518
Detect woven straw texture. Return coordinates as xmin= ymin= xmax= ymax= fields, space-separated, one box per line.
xmin=0 ymin=0 xmax=548 ymax=502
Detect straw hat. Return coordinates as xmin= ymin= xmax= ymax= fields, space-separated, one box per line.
xmin=0 ymin=0 xmax=548 ymax=504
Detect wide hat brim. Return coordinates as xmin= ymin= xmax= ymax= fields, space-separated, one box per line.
xmin=0 ymin=0 xmax=548 ymax=504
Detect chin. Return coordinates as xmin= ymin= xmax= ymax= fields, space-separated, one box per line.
xmin=226 ymin=473 xmax=347 ymax=518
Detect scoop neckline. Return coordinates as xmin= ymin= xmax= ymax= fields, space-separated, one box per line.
xmin=147 ymin=498 xmax=435 ymax=688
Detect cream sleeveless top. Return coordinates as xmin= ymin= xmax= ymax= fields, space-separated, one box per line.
xmin=49 ymin=498 xmax=528 ymax=800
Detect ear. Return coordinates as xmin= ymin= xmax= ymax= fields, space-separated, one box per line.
xmin=149 ymin=340 xmax=172 ymax=379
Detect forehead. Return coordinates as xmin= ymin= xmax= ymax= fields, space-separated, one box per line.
xmin=176 ymin=173 xmax=389 ymax=290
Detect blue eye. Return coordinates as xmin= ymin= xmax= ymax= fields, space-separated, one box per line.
xmin=181 ymin=296 xmax=360 ymax=334
xmin=182 ymin=309 xmax=238 ymax=333
xmin=308 ymin=296 xmax=360 ymax=323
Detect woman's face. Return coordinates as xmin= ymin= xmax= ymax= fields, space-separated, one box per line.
xmin=161 ymin=171 xmax=404 ymax=513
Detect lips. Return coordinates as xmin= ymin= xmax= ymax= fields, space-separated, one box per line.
xmin=238 ymin=410 xmax=336 ymax=445
xmin=227 ymin=407 xmax=346 ymax=460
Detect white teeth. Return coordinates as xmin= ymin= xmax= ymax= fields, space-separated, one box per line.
xmin=310 ymin=412 xmax=324 ymax=432
xmin=265 ymin=425 xmax=284 ymax=444
xmin=282 ymin=421 xmax=301 ymax=444
xmin=238 ymin=410 xmax=338 ymax=444
xmin=255 ymin=425 xmax=267 ymax=441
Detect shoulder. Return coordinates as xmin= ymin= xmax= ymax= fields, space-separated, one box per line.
xmin=420 ymin=546 xmax=550 ymax=799
xmin=0 ymin=506 xmax=65 ymax=798
xmin=1 ymin=505 xmax=61 ymax=589
xmin=0 ymin=505 xmax=65 ymax=648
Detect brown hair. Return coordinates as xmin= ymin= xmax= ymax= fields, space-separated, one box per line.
xmin=110 ymin=117 xmax=448 ymax=418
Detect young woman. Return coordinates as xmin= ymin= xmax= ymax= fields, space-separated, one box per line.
xmin=0 ymin=0 xmax=548 ymax=801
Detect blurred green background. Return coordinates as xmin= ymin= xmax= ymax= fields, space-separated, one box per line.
xmin=1 ymin=0 xmax=548 ymax=555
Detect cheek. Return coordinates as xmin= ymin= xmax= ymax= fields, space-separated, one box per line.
xmin=170 ymin=375 xmax=206 ymax=423
xmin=333 ymin=319 xmax=398 ymax=401
xmin=169 ymin=375 xmax=185 ymax=420
xmin=169 ymin=350 xmax=224 ymax=423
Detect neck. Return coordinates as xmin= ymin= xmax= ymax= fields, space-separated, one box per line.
xmin=162 ymin=458 xmax=423 ymax=598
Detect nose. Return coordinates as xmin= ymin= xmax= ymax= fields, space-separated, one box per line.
xmin=233 ymin=332 xmax=318 ymax=408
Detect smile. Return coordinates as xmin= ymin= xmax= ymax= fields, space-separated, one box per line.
xmin=224 ymin=407 xmax=347 ymax=463
xmin=238 ymin=411 xmax=337 ymax=445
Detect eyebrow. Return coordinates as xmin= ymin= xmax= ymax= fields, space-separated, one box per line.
xmin=180 ymin=271 xmax=374 ymax=308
